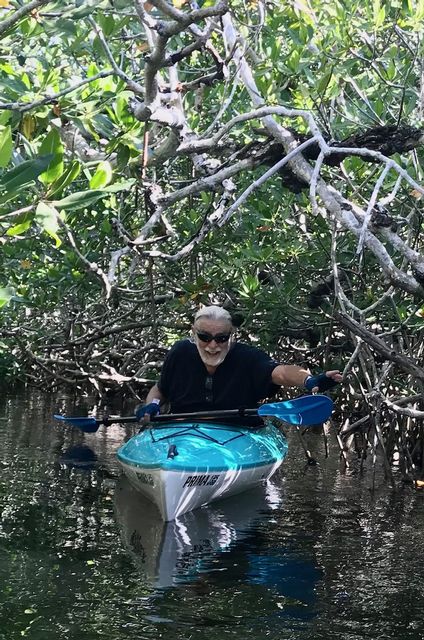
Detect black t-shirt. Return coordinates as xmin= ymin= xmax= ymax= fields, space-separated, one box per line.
xmin=157 ymin=339 xmax=281 ymax=416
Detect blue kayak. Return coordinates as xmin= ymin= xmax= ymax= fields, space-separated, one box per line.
xmin=117 ymin=421 xmax=288 ymax=521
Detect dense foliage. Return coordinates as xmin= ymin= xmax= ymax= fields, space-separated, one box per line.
xmin=1 ymin=0 xmax=424 ymax=479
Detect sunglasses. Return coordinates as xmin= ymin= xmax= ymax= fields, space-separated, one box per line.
xmin=196 ymin=331 xmax=232 ymax=344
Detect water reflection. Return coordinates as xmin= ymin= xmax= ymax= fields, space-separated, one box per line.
xmin=2 ymin=389 xmax=424 ymax=640
xmin=114 ymin=475 xmax=284 ymax=589
xmin=114 ymin=474 xmax=321 ymax=621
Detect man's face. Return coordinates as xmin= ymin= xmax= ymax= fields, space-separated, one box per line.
xmin=193 ymin=319 xmax=233 ymax=369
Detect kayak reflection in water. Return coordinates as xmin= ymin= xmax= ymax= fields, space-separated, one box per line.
xmin=114 ymin=475 xmax=321 ymax=618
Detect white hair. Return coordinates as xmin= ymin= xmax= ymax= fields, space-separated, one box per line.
xmin=194 ymin=305 xmax=233 ymax=326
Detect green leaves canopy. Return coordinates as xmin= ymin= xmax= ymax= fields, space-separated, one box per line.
xmin=0 ymin=0 xmax=422 ymax=394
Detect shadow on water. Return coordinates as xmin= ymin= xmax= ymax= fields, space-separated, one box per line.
xmin=1 ymin=389 xmax=424 ymax=639
xmin=59 ymin=445 xmax=98 ymax=470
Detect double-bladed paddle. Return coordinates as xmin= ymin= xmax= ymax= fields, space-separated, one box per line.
xmin=54 ymin=394 xmax=333 ymax=433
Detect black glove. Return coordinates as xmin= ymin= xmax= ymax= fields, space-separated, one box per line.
xmin=304 ymin=373 xmax=339 ymax=393
xmin=135 ymin=402 xmax=160 ymax=421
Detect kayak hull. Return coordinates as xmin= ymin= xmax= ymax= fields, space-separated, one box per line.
xmin=116 ymin=421 xmax=288 ymax=521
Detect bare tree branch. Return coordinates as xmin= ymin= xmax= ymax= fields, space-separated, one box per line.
xmin=335 ymin=310 xmax=424 ymax=382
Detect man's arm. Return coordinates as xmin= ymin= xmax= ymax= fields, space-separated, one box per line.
xmin=271 ymin=364 xmax=311 ymax=387
xmin=144 ymin=383 xmax=166 ymax=405
xmin=271 ymin=365 xmax=342 ymax=390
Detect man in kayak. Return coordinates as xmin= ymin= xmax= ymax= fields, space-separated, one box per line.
xmin=136 ymin=305 xmax=342 ymax=423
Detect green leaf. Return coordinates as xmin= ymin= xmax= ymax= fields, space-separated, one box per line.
xmin=90 ymin=113 xmax=117 ymax=139
xmin=417 ymin=0 xmax=424 ymax=19
xmin=89 ymin=160 xmax=113 ymax=189
xmin=69 ymin=1 xmax=104 ymax=19
xmin=0 ymin=287 xmax=14 ymax=309
xmin=6 ymin=219 xmax=32 ymax=236
xmin=98 ymin=180 xmax=134 ymax=193
xmin=51 ymin=189 xmax=107 ymax=211
xmin=35 ymin=202 xmax=61 ymax=247
xmin=0 ymin=75 xmax=29 ymax=99
xmin=20 ymin=16 xmax=38 ymax=36
xmin=47 ymin=160 xmax=81 ymax=198
xmin=376 ymin=5 xmax=386 ymax=26
xmin=51 ymin=180 xmax=134 ymax=210
xmin=0 ymin=155 xmax=53 ymax=194
xmin=97 ymin=14 xmax=116 ymax=36
xmin=54 ymin=19 xmax=77 ymax=36
xmin=0 ymin=111 xmax=11 ymax=126
xmin=0 ymin=126 xmax=13 ymax=168
xmin=316 ymin=71 xmax=333 ymax=96
xmin=116 ymin=144 xmax=131 ymax=170
xmin=38 ymin=129 xmax=64 ymax=185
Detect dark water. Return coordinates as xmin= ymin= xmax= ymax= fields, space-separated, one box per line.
xmin=1 ymin=389 xmax=424 ymax=640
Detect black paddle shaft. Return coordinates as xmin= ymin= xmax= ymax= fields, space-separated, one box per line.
xmin=102 ymin=408 xmax=259 ymax=426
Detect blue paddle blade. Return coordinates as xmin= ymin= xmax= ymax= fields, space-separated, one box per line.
xmin=53 ymin=414 xmax=100 ymax=433
xmin=258 ymin=395 xmax=333 ymax=425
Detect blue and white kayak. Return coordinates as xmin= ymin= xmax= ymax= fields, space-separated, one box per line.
xmin=117 ymin=421 xmax=288 ymax=521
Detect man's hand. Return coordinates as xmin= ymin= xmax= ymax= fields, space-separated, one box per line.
xmin=304 ymin=370 xmax=342 ymax=393
xmin=135 ymin=402 xmax=160 ymax=424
